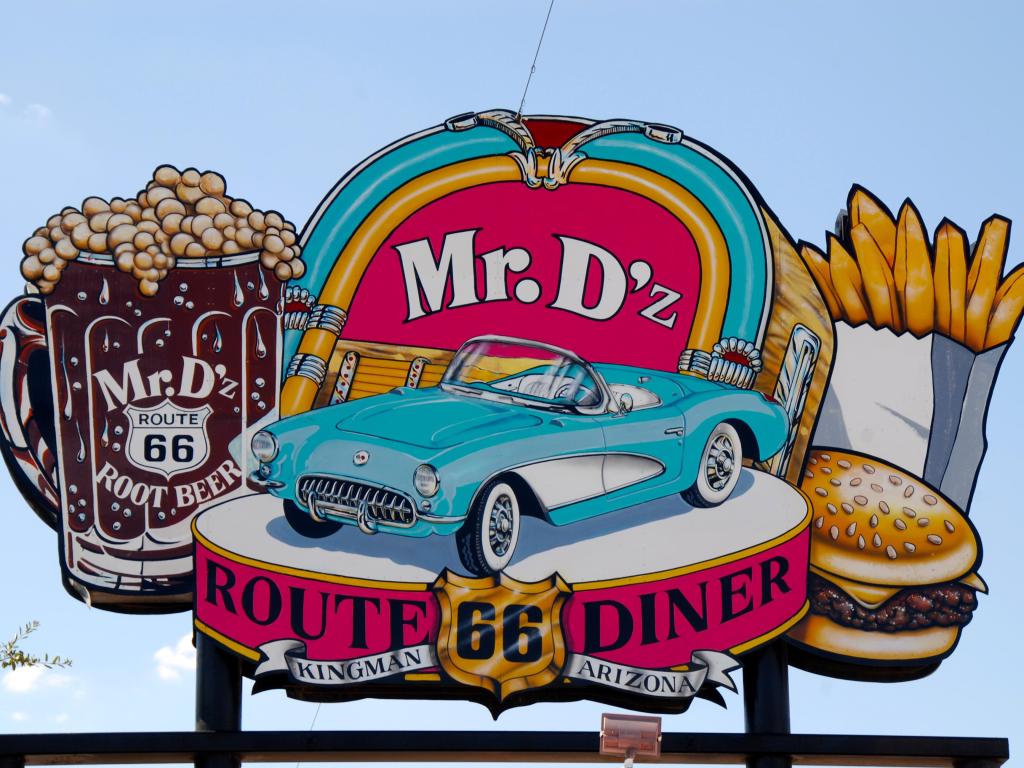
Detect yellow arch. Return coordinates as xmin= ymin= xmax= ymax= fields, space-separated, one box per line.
xmin=567 ymin=158 xmax=729 ymax=352
xmin=282 ymin=156 xmax=523 ymax=415
xmin=282 ymin=155 xmax=731 ymax=416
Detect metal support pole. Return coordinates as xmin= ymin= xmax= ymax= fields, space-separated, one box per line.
xmin=195 ymin=632 xmax=242 ymax=768
xmin=743 ymin=640 xmax=791 ymax=768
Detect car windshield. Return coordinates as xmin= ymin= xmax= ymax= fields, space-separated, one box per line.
xmin=442 ymin=339 xmax=602 ymax=409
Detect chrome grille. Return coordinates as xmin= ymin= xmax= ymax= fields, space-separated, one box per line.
xmin=297 ymin=475 xmax=415 ymax=526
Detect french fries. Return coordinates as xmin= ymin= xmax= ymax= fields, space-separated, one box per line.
xmin=895 ymin=202 xmax=934 ymax=336
xmin=933 ymin=220 xmax=968 ymax=341
xmin=849 ymin=186 xmax=897 ymax=267
xmin=987 ymin=265 xmax=1024 ymax=348
xmin=827 ymin=234 xmax=870 ymax=325
xmin=851 ymin=224 xmax=901 ymax=330
xmin=800 ymin=187 xmax=1020 ymax=351
xmin=964 ymin=217 xmax=1010 ymax=350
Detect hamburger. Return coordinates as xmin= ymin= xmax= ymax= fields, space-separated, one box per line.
xmin=788 ymin=448 xmax=985 ymax=673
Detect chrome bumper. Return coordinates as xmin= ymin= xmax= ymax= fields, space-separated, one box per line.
xmin=248 ymin=471 xmax=284 ymax=490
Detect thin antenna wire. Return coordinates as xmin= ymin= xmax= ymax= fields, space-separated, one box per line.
xmin=294 ymin=702 xmax=322 ymax=768
xmin=516 ymin=0 xmax=556 ymax=120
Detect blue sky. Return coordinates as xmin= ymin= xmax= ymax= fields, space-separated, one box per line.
xmin=1 ymin=0 xmax=1022 ymax=763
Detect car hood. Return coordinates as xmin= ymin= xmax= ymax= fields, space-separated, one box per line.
xmin=335 ymin=389 xmax=546 ymax=449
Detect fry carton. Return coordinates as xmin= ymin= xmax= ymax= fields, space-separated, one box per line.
xmin=813 ymin=323 xmax=1007 ymax=511
xmin=799 ymin=186 xmax=1021 ymax=514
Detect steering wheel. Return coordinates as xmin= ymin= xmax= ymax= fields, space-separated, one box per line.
xmin=556 ymin=383 xmax=597 ymax=405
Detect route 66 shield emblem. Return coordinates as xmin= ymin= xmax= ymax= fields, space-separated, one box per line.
xmin=124 ymin=399 xmax=212 ymax=479
xmin=433 ymin=569 xmax=570 ymax=703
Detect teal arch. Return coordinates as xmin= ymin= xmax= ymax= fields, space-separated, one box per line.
xmin=285 ymin=125 xmax=522 ymax=363
xmin=287 ymin=119 xmax=773 ymax=365
xmin=577 ymin=134 xmax=771 ymax=346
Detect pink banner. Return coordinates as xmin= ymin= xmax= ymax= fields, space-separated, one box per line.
xmin=562 ymin=533 xmax=809 ymax=668
xmin=196 ymin=546 xmax=439 ymax=662
xmin=195 ymin=528 xmax=808 ymax=670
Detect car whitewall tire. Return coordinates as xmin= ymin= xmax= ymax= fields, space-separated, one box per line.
xmin=457 ymin=480 xmax=521 ymax=575
xmin=682 ymin=422 xmax=743 ymax=508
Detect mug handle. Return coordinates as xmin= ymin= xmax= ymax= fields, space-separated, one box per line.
xmin=0 ymin=295 xmax=60 ymax=529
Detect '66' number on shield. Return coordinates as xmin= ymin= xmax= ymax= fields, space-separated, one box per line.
xmin=143 ymin=434 xmax=196 ymax=464
xmin=456 ymin=601 xmax=543 ymax=663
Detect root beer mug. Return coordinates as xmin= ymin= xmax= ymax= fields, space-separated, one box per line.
xmin=2 ymin=252 xmax=283 ymax=607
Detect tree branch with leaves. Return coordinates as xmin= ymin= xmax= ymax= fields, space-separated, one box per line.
xmin=2 ymin=621 xmax=71 ymax=671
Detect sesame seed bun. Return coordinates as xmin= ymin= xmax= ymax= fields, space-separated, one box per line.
xmin=801 ymin=448 xmax=979 ymax=587
xmin=788 ymin=448 xmax=984 ymax=673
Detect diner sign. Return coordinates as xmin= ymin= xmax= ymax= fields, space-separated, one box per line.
xmin=2 ymin=110 xmax=1018 ymax=714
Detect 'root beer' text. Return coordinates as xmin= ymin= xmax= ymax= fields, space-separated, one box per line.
xmin=96 ymin=459 xmax=242 ymax=509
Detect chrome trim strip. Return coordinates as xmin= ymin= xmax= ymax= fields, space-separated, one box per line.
xmin=331 ymin=351 xmax=360 ymax=404
xmin=560 ymin=119 xmax=645 ymax=158
xmin=286 ymin=354 xmax=327 ymax=385
xmin=644 ymin=123 xmax=684 ymax=144
xmin=444 ymin=112 xmax=478 ymax=132
xmin=476 ymin=110 xmax=535 ymax=153
xmin=417 ymin=511 xmax=469 ymax=525
xmin=247 ymin=472 xmax=284 ymax=489
xmin=679 ymin=349 xmax=712 ymax=377
xmin=306 ymin=304 xmax=348 ymax=335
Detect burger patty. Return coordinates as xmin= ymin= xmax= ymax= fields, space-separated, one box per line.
xmin=808 ymin=573 xmax=977 ymax=632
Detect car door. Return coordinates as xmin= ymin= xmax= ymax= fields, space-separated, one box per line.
xmin=506 ymin=407 xmax=608 ymax=513
xmin=596 ymin=376 xmax=687 ymax=505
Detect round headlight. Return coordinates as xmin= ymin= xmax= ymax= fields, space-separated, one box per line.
xmin=414 ymin=464 xmax=440 ymax=497
xmin=251 ymin=431 xmax=279 ymax=463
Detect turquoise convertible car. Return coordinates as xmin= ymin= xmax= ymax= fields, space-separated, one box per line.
xmin=251 ymin=336 xmax=789 ymax=575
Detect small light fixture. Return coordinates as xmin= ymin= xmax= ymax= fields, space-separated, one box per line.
xmin=600 ymin=713 xmax=662 ymax=768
